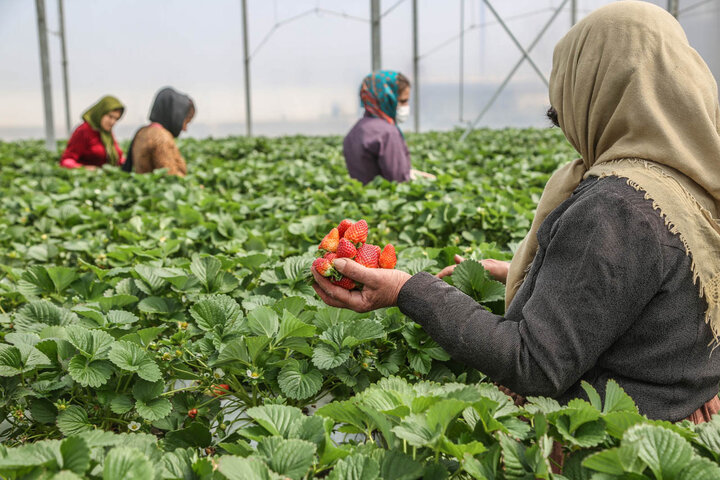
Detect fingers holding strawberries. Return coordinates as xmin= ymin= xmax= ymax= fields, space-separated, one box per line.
xmin=310 ymin=219 xmax=402 ymax=297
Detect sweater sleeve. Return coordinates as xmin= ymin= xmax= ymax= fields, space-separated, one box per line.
xmin=377 ymin=130 xmax=411 ymax=182
xmin=59 ymin=126 xmax=86 ymax=168
xmin=397 ymin=191 xmax=663 ymax=398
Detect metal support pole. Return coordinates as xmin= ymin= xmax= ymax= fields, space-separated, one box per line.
xmin=371 ymin=0 xmax=381 ymax=71
xmin=412 ymin=0 xmax=419 ymax=132
xmin=459 ymin=0 xmax=464 ymax=122
xmin=241 ymin=0 xmax=252 ymax=137
xmin=58 ymin=0 xmax=71 ymax=137
xmin=35 ymin=0 xmax=55 ymax=151
xmin=571 ymin=0 xmax=577 ymax=26
xmin=667 ymin=0 xmax=679 ymax=18
xmin=460 ymin=0 xmax=569 ymax=141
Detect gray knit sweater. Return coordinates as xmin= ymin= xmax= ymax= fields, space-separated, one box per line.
xmin=398 ymin=176 xmax=720 ymax=421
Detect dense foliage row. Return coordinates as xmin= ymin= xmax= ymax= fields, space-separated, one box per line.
xmin=0 ymin=130 xmax=717 ymax=479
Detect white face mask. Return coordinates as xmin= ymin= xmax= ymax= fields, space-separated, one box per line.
xmin=396 ymin=105 xmax=410 ymax=123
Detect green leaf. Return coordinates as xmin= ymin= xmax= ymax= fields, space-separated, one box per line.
xmin=137 ymin=296 xmax=178 ymax=314
xmin=65 ymin=325 xmax=115 ymax=359
xmin=60 ymin=436 xmax=90 ymax=474
xmin=580 ymin=381 xmax=602 ymax=411
xmin=624 ymin=423 xmax=693 ymax=480
xmin=134 ymin=264 xmax=168 ymax=293
xmin=215 ymin=337 xmax=251 ymax=366
xmin=283 ymin=255 xmax=313 ymax=283
xmin=132 ymin=378 xmax=165 ymax=401
xmin=97 ymin=295 xmax=138 ymax=312
xmin=0 ymin=343 xmax=51 ymax=376
xmin=524 ymin=396 xmax=562 ymax=415
xmin=328 ymin=453 xmax=380 ymax=480
xmin=102 ymin=447 xmax=155 ymax=480
xmin=107 ymin=310 xmax=139 ymax=326
xmin=163 ymin=422 xmax=212 ymax=450
xmin=246 ymin=404 xmax=305 ymax=437
xmin=217 ymin=456 xmax=276 ymax=480
xmin=133 ymin=379 xmax=171 ymax=421
xmin=14 ymin=300 xmax=77 ymax=332
xmin=277 ymin=359 xmax=323 ymax=400
xmin=376 ymin=449 xmax=423 ymax=480
xmin=343 ymin=319 xmax=385 ymax=347
xmin=289 ymin=415 xmax=325 ymax=445
xmin=426 ymin=398 xmax=468 ymax=432
xmin=247 ymin=306 xmax=279 ymax=337
xmin=316 ymin=400 xmax=367 ymax=431
xmin=695 ymin=415 xmax=720 ymax=458
xmin=110 ymin=394 xmax=134 ymax=414
xmin=452 ymin=260 xmax=505 ymax=304
xmin=51 ymin=471 xmax=85 ymax=480
xmin=679 ymin=457 xmax=720 ymax=480
xmin=30 ymin=398 xmax=58 ymax=424
xmin=583 ymin=441 xmax=644 ymax=475
xmin=277 ymin=310 xmax=315 ymax=341
xmin=73 ymin=306 xmax=106 ymax=327
xmin=257 ymin=436 xmax=316 ymax=480
xmin=312 ymin=343 xmax=350 ymax=369
xmin=437 ymin=436 xmax=487 ymax=460
xmin=46 ymin=266 xmax=79 ymax=293
xmin=190 ymin=294 xmax=242 ymax=332
xmin=108 ymin=341 xmax=161 ymax=381
xmin=136 ymin=397 xmax=172 ymax=421
xmin=57 ymin=405 xmax=92 ymax=435
xmin=602 ymin=379 xmax=638 ymax=414
xmin=393 ymin=414 xmax=438 ymax=447
xmin=4 ymin=332 xmax=41 ymax=346
xmin=160 ymin=448 xmax=196 ymax=480
xmin=21 ymin=265 xmax=55 ymax=294
xmin=603 ymin=411 xmax=645 ymax=439
xmin=191 ymin=255 xmax=224 ymax=292
xmin=68 ymin=356 xmax=113 ymax=387
xmin=582 ymin=448 xmax=627 ymax=475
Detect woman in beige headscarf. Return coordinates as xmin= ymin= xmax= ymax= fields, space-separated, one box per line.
xmin=312 ymin=1 xmax=720 ymax=424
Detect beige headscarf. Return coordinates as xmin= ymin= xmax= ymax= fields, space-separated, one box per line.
xmin=505 ymin=1 xmax=720 ymax=342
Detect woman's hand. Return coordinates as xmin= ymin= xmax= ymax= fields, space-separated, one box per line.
xmin=410 ymin=168 xmax=437 ymax=180
xmin=436 ymin=254 xmax=511 ymax=284
xmin=312 ymin=258 xmax=412 ymax=313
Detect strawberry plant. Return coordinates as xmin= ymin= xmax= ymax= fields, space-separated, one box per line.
xmin=0 ymin=130 xmax=716 ymax=477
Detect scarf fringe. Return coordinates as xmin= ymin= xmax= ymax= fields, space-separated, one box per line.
xmin=595 ymin=159 xmax=720 ymax=347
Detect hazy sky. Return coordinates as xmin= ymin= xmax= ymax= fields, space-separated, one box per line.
xmin=2 ymin=0 xmax=719 ymax=139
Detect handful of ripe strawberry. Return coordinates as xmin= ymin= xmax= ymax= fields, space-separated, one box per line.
xmin=312 ymin=219 xmax=397 ymax=290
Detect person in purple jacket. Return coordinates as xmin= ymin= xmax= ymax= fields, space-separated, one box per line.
xmin=343 ymin=71 xmax=434 ymax=184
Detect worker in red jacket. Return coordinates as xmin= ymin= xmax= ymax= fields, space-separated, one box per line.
xmin=60 ymin=96 xmax=125 ymax=169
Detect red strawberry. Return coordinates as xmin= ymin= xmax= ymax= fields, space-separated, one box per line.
xmin=323 ymin=252 xmax=338 ymax=262
xmin=337 ymin=219 xmax=354 ymax=238
xmin=379 ymin=244 xmax=396 ymax=269
xmin=336 ymin=238 xmax=357 ymax=258
xmin=356 ymin=243 xmax=380 ymax=268
xmin=318 ymin=228 xmax=339 ymax=253
xmin=344 ymin=219 xmax=368 ymax=244
xmin=333 ymin=276 xmax=356 ymax=290
xmin=312 ymin=257 xmax=335 ymax=277
xmin=188 ymin=408 xmax=198 ymax=419
xmin=211 ymin=384 xmax=230 ymax=396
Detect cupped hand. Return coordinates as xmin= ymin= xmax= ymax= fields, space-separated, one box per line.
xmin=312 ymin=258 xmax=412 ymax=313
xmin=436 ymin=254 xmax=511 ymax=284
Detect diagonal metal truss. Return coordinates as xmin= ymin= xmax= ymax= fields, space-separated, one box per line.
xmin=459 ymin=0 xmax=569 ymax=142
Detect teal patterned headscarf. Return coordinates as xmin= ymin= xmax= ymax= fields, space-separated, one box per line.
xmin=360 ymin=71 xmax=399 ymax=125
